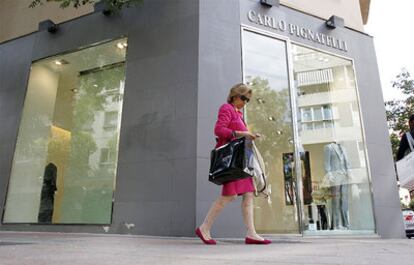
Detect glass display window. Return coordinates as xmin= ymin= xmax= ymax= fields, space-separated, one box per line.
xmin=242 ymin=27 xmax=375 ymax=235
xmin=3 ymin=38 xmax=128 ymax=224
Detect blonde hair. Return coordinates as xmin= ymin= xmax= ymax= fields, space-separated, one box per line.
xmin=227 ymin=83 xmax=252 ymax=103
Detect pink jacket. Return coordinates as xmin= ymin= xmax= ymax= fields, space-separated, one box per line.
xmin=214 ymin=103 xmax=248 ymax=148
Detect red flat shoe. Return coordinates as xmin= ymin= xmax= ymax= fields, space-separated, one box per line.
xmin=245 ymin=237 xmax=272 ymax=245
xmin=195 ymin=227 xmax=216 ymax=245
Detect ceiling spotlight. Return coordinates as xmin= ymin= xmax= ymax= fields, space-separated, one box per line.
xmin=257 ymin=98 xmax=266 ymax=104
xmin=93 ymin=84 xmax=98 ymax=87
xmin=276 ymin=130 xmax=283 ymax=135
xmin=117 ymin=42 xmax=128 ymax=49
xmin=54 ymin=59 xmax=69 ymax=66
xmin=268 ymin=116 xmax=276 ymax=121
xmin=70 ymin=88 xmax=79 ymax=93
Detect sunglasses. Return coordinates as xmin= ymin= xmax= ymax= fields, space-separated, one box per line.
xmin=240 ymin=95 xmax=250 ymax=103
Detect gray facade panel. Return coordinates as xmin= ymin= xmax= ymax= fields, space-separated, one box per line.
xmin=196 ymin=158 xmax=219 ymax=202
xmin=0 ymin=35 xmax=35 ymax=219
xmin=372 ymin=205 xmax=406 ymax=238
xmin=196 ymin=117 xmax=216 ymax=159
xmin=170 ymin=200 xmax=197 ymax=236
xmin=112 ymin=200 xmax=195 ymax=236
xmin=114 ymin=161 xmax=174 ymax=203
xmin=196 ymin=0 xmax=246 ymax=237
xmin=352 ymin=39 xmax=405 ymax=238
xmin=371 ymin=173 xmax=403 ymax=208
xmin=112 ymin=201 xmax=173 ymax=235
xmin=117 ymin=118 xmax=197 ymax=164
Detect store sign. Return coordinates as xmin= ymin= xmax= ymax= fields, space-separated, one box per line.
xmin=247 ymin=10 xmax=349 ymax=52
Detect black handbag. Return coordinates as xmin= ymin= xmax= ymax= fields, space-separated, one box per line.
xmin=209 ymin=137 xmax=251 ymax=185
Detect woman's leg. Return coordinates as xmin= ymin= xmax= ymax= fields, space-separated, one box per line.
xmin=199 ymin=195 xmax=237 ymax=239
xmin=242 ymin=192 xmax=264 ymax=240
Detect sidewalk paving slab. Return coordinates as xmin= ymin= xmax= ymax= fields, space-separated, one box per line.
xmin=0 ymin=232 xmax=413 ymax=265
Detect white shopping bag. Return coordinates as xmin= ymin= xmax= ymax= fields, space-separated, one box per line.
xmin=397 ymin=152 xmax=414 ymax=189
xmin=244 ymin=139 xmax=270 ymax=198
xmin=397 ymin=132 xmax=414 ymax=189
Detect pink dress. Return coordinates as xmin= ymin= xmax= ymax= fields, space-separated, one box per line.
xmin=214 ymin=103 xmax=255 ymax=196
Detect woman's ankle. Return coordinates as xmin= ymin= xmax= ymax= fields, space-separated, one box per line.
xmin=199 ymin=224 xmax=209 ymax=231
xmin=246 ymin=231 xmax=263 ymax=240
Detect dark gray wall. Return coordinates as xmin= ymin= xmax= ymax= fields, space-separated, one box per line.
xmin=0 ymin=35 xmax=36 ymax=225
xmin=196 ymin=0 xmax=246 ymax=238
xmin=352 ymin=39 xmax=405 ymax=239
xmin=0 ymin=0 xmax=199 ymax=236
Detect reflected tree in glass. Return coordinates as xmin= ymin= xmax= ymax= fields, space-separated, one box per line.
xmin=61 ymin=65 xmax=125 ymax=223
xmin=246 ymin=76 xmax=298 ymax=233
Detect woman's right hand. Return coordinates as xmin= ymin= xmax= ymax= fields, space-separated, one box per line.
xmin=236 ymin=131 xmax=258 ymax=140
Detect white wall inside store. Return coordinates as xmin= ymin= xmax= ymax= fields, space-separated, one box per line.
xmin=3 ymin=65 xmax=59 ymax=222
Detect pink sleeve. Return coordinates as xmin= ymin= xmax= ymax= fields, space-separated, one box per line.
xmin=214 ymin=104 xmax=234 ymax=140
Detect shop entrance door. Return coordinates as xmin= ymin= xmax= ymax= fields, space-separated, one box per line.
xmin=242 ymin=28 xmax=376 ymax=236
xmin=242 ymin=29 xmax=302 ymax=234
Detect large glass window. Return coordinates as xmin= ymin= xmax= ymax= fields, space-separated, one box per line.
xmin=293 ymin=44 xmax=375 ymax=234
xmin=3 ymin=38 xmax=128 ymax=224
xmin=242 ymin=29 xmax=375 ymax=236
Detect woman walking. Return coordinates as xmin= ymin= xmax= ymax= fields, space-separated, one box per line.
xmin=195 ymin=83 xmax=271 ymax=245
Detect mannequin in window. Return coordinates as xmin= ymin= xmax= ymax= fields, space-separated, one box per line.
xmin=324 ymin=142 xmax=351 ymax=230
xmin=38 ymin=163 xmax=57 ymax=223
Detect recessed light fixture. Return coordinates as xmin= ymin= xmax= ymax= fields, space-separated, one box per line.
xmin=117 ymin=42 xmax=128 ymax=49
xmin=54 ymin=59 xmax=69 ymax=65
xmin=257 ymin=98 xmax=266 ymax=104
xmin=70 ymin=88 xmax=78 ymax=93
xmin=268 ymin=116 xmax=276 ymax=121
xmin=93 ymin=84 xmax=98 ymax=87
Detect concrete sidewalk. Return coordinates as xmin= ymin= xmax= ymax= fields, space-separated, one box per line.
xmin=0 ymin=232 xmax=413 ymax=265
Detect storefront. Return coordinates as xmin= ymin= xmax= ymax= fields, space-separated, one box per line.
xmin=0 ymin=0 xmax=405 ymax=238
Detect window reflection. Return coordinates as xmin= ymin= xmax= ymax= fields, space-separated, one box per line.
xmin=3 ymin=38 xmax=127 ymax=224
xmin=243 ymin=30 xmax=300 ymax=234
xmin=293 ymin=45 xmax=375 ymax=234
xmin=243 ymin=30 xmax=375 ymax=235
